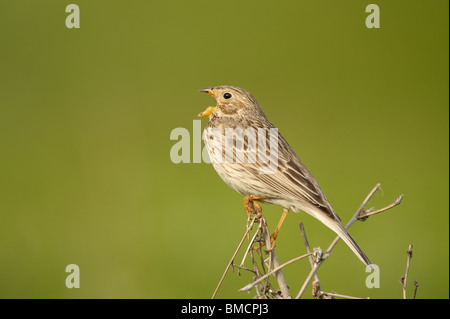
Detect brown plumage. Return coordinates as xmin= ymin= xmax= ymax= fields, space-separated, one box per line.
xmin=198 ymin=85 xmax=371 ymax=266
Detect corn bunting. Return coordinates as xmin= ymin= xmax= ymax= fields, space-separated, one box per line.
xmin=198 ymin=85 xmax=371 ymax=266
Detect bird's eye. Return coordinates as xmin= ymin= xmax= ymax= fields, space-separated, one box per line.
xmin=223 ymin=93 xmax=232 ymax=99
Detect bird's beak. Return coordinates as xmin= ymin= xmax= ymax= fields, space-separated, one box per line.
xmin=198 ymin=88 xmax=215 ymax=96
xmin=197 ymin=106 xmax=216 ymax=117
xmin=198 ymin=88 xmax=217 ymax=117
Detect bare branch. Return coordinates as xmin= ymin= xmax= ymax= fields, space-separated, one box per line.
xmin=319 ymin=291 xmax=369 ymax=299
xmin=296 ymin=184 xmax=404 ymax=299
xmin=259 ymin=217 xmax=292 ymax=298
xmin=413 ymin=281 xmax=419 ymax=299
xmin=232 ymin=264 xmax=257 ymax=274
xmin=239 ymin=252 xmax=311 ymax=293
xmin=299 ymin=222 xmax=322 ymax=297
xmin=401 ymin=244 xmax=414 ymax=299
xmin=312 ymin=280 xmax=324 ymax=299
xmin=358 ymin=194 xmax=404 ymax=220
xmin=239 ymin=221 xmax=263 ymax=268
xmin=211 ymin=216 xmax=258 ymax=299
xmin=215 ymin=183 xmax=404 ymax=299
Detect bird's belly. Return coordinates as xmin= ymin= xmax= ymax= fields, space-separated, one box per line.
xmin=211 ymin=162 xmax=269 ymax=196
xmin=211 ymin=162 xmax=292 ymax=208
xmin=213 ymin=163 xmax=302 ymax=211
xmin=258 ymin=198 xmax=298 ymax=211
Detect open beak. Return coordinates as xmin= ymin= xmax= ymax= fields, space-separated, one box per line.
xmin=197 ymin=88 xmax=217 ymax=117
xmin=197 ymin=106 xmax=216 ymax=117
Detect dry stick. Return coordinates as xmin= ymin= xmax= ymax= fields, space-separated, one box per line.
xmin=232 ymin=264 xmax=258 ymax=276
xmin=252 ymin=239 xmax=271 ymax=296
xmin=413 ymin=281 xmax=419 ymax=299
xmin=295 ymin=185 xmax=382 ymax=299
xmin=295 ymin=184 xmax=404 ymax=299
xmin=319 ymin=291 xmax=368 ymax=299
xmin=295 ymin=257 xmax=325 ymax=299
xmin=245 ymin=220 xmax=271 ymax=297
xmin=259 ymin=217 xmax=292 ymax=298
xmin=211 ymin=216 xmax=258 ymax=299
xmin=252 ymin=238 xmax=272 ymax=297
xmin=244 ymin=236 xmax=266 ymax=298
xmin=239 ymin=252 xmax=311 ymax=292
xmin=401 ymin=244 xmax=413 ymax=299
xmin=239 ymin=221 xmax=262 ymax=268
xmin=299 ymin=222 xmax=321 ymax=296
xmin=358 ymin=194 xmax=404 ymax=219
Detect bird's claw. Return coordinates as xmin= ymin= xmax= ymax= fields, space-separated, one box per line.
xmin=244 ymin=195 xmax=263 ymax=219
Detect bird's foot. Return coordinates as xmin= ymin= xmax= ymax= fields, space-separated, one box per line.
xmin=243 ymin=195 xmax=263 ymax=220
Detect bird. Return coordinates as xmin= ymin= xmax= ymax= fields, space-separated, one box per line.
xmin=197 ymin=85 xmax=371 ymax=267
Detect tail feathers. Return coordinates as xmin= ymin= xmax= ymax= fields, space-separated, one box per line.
xmin=331 ymin=222 xmax=372 ymax=267
xmin=305 ymin=208 xmax=372 ymax=267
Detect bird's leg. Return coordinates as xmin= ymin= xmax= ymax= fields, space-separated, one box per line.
xmin=243 ymin=195 xmax=264 ymax=219
xmin=268 ymin=209 xmax=290 ymax=250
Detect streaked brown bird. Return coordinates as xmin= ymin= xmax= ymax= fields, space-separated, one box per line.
xmin=198 ymin=85 xmax=371 ymax=266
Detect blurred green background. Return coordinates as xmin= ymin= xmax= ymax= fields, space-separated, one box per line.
xmin=0 ymin=0 xmax=448 ymax=299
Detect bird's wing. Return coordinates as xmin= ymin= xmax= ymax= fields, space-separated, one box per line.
xmin=233 ymin=121 xmax=339 ymax=221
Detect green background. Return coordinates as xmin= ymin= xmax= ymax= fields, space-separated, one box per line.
xmin=0 ymin=0 xmax=448 ymax=299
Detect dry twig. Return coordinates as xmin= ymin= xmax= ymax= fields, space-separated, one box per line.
xmin=296 ymin=184 xmax=404 ymax=299
xmin=299 ymin=222 xmax=323 ymax=298
xmin=318 ymin=291 xmax=368 ymax=299
xmin=239 ymin=252 xmax=311 ymax=293
xmin=213 ymin=183 xmax=404 ymax=299
xmin=211 ymin=216 xmax=258 ymax=299
xmin=400 ymin=244 xmax=414 ymax=299
xmin=413 ymin=281 xmax=419 ymax=299
xmin=258 ymin=216 xmax=292 ymax=298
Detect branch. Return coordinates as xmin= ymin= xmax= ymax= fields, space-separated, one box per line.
xmin=299 ymin=222 xmax=322 ymax=298
xmin=295 ymin=183 xmax=404 ymax=299
xmin=213 ymin=214 xmax=294 ymax=299
xmin=318 ymin=291 xmax=369 ymax=299
xmin=215 ymin=183 xmax=403 ymax=299
xmin=211 ymin=216 xmax=258 ymax=299
xmin=239 ymin=252 xmax=311 ymax=293
xmin=413 ymin=281 xmax=419 ymax=299
xmin=238 ymin=221 xmax=263 ymax=269
xmin=259 ymin=217 xmax=292 ymax=298
xmin=358 ymin=194 xmax=404 ymax=220
xmin=400 ymin=244 xmax=414 ymax=299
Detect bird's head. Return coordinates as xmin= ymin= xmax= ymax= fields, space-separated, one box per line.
xmin=197 ymin=86 xmax=262 ymax=118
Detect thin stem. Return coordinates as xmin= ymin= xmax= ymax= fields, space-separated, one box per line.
xmin=413 ymin=281 xmax=419 ymax=299
xmin=299 ymin=223 xmax=321 ymax=293
xmin=239 ymin=253 xmax=311 ymax=292
xmin=296 ymin=183 xmax=403 ymax=299
xmin=239 ymin=221 xmax=262 ymax=268
xmin=319 ymin=291 xmax=368 ymax=299
xmin=259 ymin=217 xmax=292 ymax=299
xmin=232 ymin=264 xmax=257 ymax=274
xmin=211 ymin=216 xmax=257 ymax=299
xmin=401 ymin=244 xmax=413 ymax=299
xmin=358 ymin=194 xmax=404 ymax=219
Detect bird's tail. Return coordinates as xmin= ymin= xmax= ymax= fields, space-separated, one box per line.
xmin=330 ymin=221 xmax=372 ymax=267
xmin=306 ymin=208 xmax=372 ymax=267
